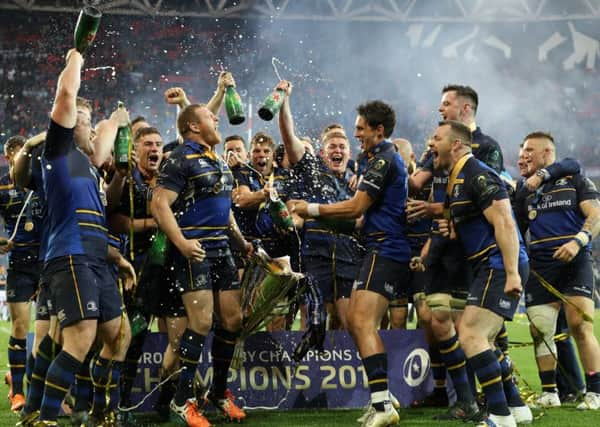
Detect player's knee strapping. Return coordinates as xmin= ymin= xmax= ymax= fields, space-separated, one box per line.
xmin=527 ymin=305 xmax=559 ymax=357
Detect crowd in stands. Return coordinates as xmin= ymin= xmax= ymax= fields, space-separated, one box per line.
xmin=2 ymin=11 xmax=600 ymax=175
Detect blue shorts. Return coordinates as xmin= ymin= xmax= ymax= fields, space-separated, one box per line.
xmin=6 ymin=259 xmax=40 ymax=303
xmin=353 ymin=251 xmax=410 ymax=301
xmin=393 ymin=246 xmax=431 ymax=302
xmin=170 ymin=248 xmax=239 ymax=294
xmin=525 ymin=250 xmax=594 ymax=306
xmin=426 ymin=238 xmax=471 ymax=300
xmin=304 ymin=255 xmax=357 ymax=303
xmin=35 ymin=269 xmax=53 ymax=321
xmin=45 ymin=255 xmax=123 ymax=328
xmin=467 ymin=261 xmax=529 ymax=320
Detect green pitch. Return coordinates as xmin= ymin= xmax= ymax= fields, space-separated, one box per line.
xmin=0 ymin=312 xmax=598 ymax=426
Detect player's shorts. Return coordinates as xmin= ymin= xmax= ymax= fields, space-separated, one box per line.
xmin=525 ymin=250 xmax=594 ymax=306
xmin=304 ymin=255 xmax=357 ymax=303
xmin=170 ymin=247 xmax=240 ymax=294
xmin=425 ymin=237 xmax=471 ymax=300
xmin=353 ymin=251 xmax=410 ymax=301
xmin=6 ymin=258 xmax=40 ymax=303
xmin=45 ymin=255 xmax=123 ymax=328
xmin=467 ymin=260 xmax=529 ymax=320
xmin=393 ymin=246 xmax=431 ymax=304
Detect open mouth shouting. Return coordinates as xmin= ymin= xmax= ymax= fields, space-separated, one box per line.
xmin=147 ymin=152 xmax=160 ymax=168
xmin=330 ymin=153 xmax=344 ymax=169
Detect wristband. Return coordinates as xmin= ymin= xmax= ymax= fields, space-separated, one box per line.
xmin=535 ymin=168 xmax=550 ymax=181
xmin=307 ymin=203 xmax=320 ymax=217
xmin=574 ymin=231 xmax=591 ymax=247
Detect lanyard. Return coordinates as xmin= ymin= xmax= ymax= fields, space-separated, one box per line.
xmin=444 ymin=154 xmax=472 ymax=220
xmin=446 ymin=154 xmax=473 ymax=198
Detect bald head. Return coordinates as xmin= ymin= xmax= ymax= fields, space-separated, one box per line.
xmin=392 ymin=138 xmax=416 ymax=172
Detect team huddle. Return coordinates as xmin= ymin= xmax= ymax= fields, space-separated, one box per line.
xmin=0 ymin=41 xmax=599 ymax=427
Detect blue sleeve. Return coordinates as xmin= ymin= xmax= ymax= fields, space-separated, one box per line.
xmin=467 ymin=169 xmax=508 ymax=211
xmin=420 ymin=153 xmax=434 ymax=172
xmin=546 ymin=158 xmax=581 ymax=179
xmin=574 ymin=174 xmax=599 ymax=202
xmin=157 ymin=153 xmax=187 ymax=194
xmin=43 ymin=119 xmax=74 ymax=160
xmin=358 ymin=156 xmax=393 ymax=201
xmin=233 ymin=168 xmax=251 ymax=189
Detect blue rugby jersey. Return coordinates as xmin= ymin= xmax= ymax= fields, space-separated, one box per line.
xmin=472 ymin=127 xmax=504 ymax=174
xmin=522 ymin=172 xmax=598 ymax=261
xmin=513 ymin=158 xmax=581 ymax=236
xmin=117 ymin=167 xmax=155 ymax=261
xmin=291 ymin=152 xmax=362 ymax=263
xmin=232 ymin=165 xmax=292 ymax=255
xmin=231 ymin=164 xmax=264 ymax=238
xmin=357 ymin=140 xmax=411 ymax=262
xmin=107 ymin=231 xmax=127 ymax=275
xmin=42 ymin=120 xmax=108 ymax=262
xmin=446 ymin=155 xmax=528 ymax=269
xmin=157 ymin=140 xmax=232 ymax=253
xmin=0 ymin=174 xmax=42 ymax=261
xmin=406 ymin=176 xmax=432 ymax=251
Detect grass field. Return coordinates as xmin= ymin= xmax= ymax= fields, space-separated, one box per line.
xmin=0 ymin=313 xmax=599 ymax=426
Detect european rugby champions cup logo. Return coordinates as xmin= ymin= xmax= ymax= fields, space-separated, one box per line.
xmin=403 ymin=348 xmax=430 ymax=387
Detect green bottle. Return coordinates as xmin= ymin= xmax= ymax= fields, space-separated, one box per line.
xmin=74 ymin=6 xmax=102 ymax=54
xmin=129 ymin=309 xmax=148 ymax=337
xmin=114 ymin=101 xmax=132 ymax=172
xmin=225 ymin=86 xmax=245 ymax=125
xmin=268 ymin=199 xmax=294 ymax=233
xmin=258 ymin=88 xmax=286 ymax=121
xmin=148 ymin=230 xmax=168 ymax=266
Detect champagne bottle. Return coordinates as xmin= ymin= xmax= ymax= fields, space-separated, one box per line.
xmin=148 ymin=230 xmax=169 ymax=266
xmin=268 ymin=199 xmax=294 ymax=233
xmin=225 ymin=86 xmax=245 ymax=125
xmin=74 ymin=6 xmax=102 ymax=54
xmin=129 ymin=310 xmax=148 ymax=337
xmin=258 ymin=89 xmax=286 ymax=121
xmin=114 ymin=101 xmax=132 ymax=172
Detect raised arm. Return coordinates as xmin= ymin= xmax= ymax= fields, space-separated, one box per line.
xmin=89 ymin=105 xmax=129 ymax=168
xmin=277 ymin=81 xmax=305 ymax=165
xmin=13 ymin=132 xmax=45 ymax=187
xmin=206 ymin=71 xmax=235 ymax=116
xmin=50 ymin=49 xmax=83 ymax=129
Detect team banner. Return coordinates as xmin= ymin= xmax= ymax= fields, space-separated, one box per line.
xmin=129 ymin=329 xmax=434 ymax=410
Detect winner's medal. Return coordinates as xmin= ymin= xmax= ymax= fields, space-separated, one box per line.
xmin=528 ymin=209 xmax=537 ymax=220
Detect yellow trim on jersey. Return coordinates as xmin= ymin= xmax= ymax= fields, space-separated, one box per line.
xmin=78 ymin=222 xmax=108 ymax=232
xmin=76 ymin=209 xmax=103 ymax=217
xmin=530 ymin=234 xmax=576 ymax=246
xmin=467 ymin=243 xmax=497 ymax=260
xmin=449 ymin=200 xmax=472 ymax=208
